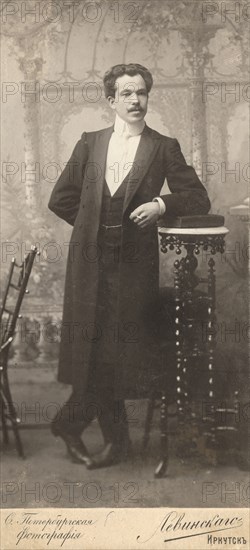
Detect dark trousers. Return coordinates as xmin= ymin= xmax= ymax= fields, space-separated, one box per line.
xmin=54 ymin=362 xmax=129 ymax=445
xmin=54 ymin=227 xmax=129 ymax=445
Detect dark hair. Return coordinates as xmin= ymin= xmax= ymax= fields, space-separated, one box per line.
xmin=103 ymin=63 xmax=153 ymax=98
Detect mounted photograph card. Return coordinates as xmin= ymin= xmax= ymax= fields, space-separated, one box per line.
xmin=1 ymin=1 xmax=249 ymax=549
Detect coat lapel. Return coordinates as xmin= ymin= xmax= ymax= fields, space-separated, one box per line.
xmin=92 ymin=126 xmax=113 ymax=212
xmin=123 ymin=125 xmax=160 ymax=214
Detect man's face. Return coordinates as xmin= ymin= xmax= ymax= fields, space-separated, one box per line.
xmin=108 ymin=73 xmax=148 ymax=124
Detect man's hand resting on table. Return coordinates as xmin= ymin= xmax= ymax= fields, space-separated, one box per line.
xmin=130 ymin=201 xmax=161 ymax=228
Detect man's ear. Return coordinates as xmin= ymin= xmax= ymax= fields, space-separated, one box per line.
xmin=107 ymin=96 xmax=116 ymax=110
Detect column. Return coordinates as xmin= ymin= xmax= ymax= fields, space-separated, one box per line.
xmin=18 ymin=40 xmax=43 ymax=210
xmin=181 ymin=25 xmax=218 ymax=178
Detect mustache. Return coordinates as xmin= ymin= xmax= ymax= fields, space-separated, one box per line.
xmin=128 ymin=107 xmax=143 ymax=112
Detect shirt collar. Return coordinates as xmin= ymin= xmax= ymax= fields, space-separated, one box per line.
xmin=114 ymin=114 xmax=145 ymax=137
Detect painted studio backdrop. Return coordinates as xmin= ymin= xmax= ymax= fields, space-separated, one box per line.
xmin=1 ymin=1 xmax=249 ymax=401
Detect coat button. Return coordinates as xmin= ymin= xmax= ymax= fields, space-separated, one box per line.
xmin=79 ymin=223 xmax=83 ymax=228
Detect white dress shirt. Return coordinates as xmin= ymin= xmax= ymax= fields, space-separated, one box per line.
xmin=105 ymin=115 xmax=166 ymax=214
xmin=105 ymin=115 xmax=144 ymax=195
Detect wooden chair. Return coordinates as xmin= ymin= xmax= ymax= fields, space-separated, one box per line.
xmin=0 ymin=246 xmax=38 ymax=457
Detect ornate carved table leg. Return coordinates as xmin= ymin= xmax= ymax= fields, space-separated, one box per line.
xmin=180 ymin=245 xmax=200 ymax=419
xmin=154 ymin=393 xmax=169 ymax=478
xmin=204 ymin=257 xmax=217 ymax=449
xmin=158 ymin=225 xmax=228 ymax=473
xmin=174 ymin=258 xmax=185 ymax=425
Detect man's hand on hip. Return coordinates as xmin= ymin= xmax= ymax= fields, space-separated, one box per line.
xmin=129 ymin=202 xmax=161 ymax=228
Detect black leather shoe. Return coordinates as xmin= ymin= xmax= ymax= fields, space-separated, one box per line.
xmin=51 ymin=423 xmax=94 ymax=468
xmin=89 ymin=439 xmax=133 ymax=469
xmin=88 ymin=443 xmax=121 ymax=469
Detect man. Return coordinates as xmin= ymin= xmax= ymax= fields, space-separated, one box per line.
xmin=48 ymin=63 xmax=210 ymax=469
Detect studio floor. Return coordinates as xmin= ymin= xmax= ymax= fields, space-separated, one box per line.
xmin=1 ymin=366 xmax=249 ymax=509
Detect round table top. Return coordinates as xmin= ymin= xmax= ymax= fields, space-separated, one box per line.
xmin=158 ymin=226 xmax=229 ymax=236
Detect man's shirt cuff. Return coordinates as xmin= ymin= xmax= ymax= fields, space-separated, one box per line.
xmin=153 ymin=197 xmax=166 ymax=216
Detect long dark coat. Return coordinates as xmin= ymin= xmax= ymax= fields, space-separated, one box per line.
xmin=48 ymin=124 xmax=210 ymax=398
